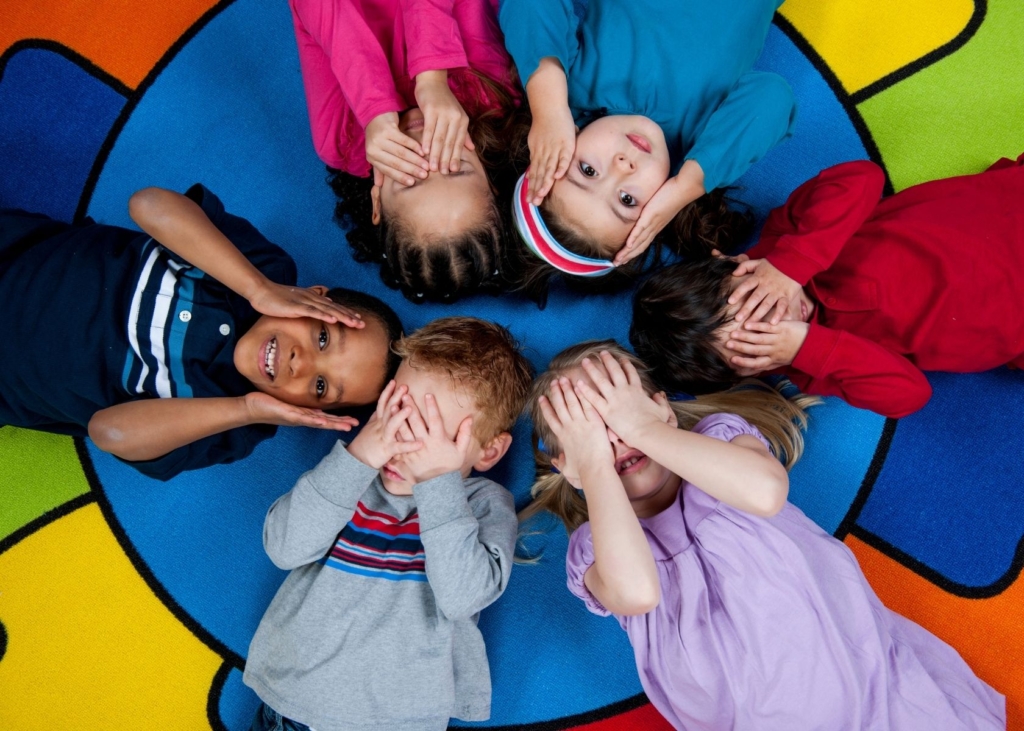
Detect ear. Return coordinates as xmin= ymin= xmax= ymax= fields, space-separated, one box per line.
xmin=550 ymin=453 xmax=583 ymax=490
xmin=370 ymin=181 xmax=382 ymax=226
xmin=473 ymin=431 xmax=513 ymax=473
xmin=308 ymin=285 xmax=329 ymax=297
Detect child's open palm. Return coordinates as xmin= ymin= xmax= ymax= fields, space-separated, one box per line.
xmin=365 ymin=111 xmax=429 ymax=187
xmin=399 ymin=394 xmax=473 ymax=483
xmin=248 ymin=282 xmax=365 ymax=328
xmin=725 ymin=320 xmax=809 ymax=374
xmin=347 ymin=382 xmax=424 ymax=469
xmin=243 ymin=391 xmax=358 ymax=431
xmin=729 ymin=259 xmax=803 ymax=325
xmin=414 ymin=70 xmax=473 ymax=174
xmin=538 ymin=377 xmax=613 ymax=487
xmin=574 ymin=352 xmax=676 ymax=447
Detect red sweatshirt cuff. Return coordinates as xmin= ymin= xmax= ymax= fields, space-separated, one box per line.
xmin=791 ymin=322 xmax=841 ymax=379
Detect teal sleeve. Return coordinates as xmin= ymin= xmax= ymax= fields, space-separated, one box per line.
xmin=498 ymin=0 xmax=579 ymax=81
xmin=685 ymin=71 xmax=796 ymax=192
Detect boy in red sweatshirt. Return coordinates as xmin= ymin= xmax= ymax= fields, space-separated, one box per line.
xmin=630 ymin=155 xmax=1024 ymax=418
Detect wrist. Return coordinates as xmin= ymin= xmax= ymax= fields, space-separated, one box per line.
xmin=415 ymin=69 xmax=447 ymax=92
xmin=675 ymin=160 xmax=706 ymax=201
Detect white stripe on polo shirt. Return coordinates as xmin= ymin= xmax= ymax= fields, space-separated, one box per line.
xmin=148 ymin=265 xmax=178 ymax=398
xmin=127 ymin=242 xmax=160 ymax=394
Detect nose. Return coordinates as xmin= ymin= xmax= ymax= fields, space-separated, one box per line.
xmin=289 ymin=345 xmax=308 ymax=377
xmin=614 ymin=153 xmax=635 ymax=173
xmin=607 ymin=427 xmax=628 ymax=450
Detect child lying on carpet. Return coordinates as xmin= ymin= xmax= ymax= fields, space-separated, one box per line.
xmin=244 ymin=316 xmax=532 ymax=731
xmin=0 ymin=186 xmax=401 ymax=480
xmin=524 ymin=342 xmax=1006 ymax=730
xmin=630 ymin=155 xmax=1024 ymax=418
xmin=499 ymin=0 xmax=790 ymax=300
xmin=289 ymin=0 xmax=526 ymax=303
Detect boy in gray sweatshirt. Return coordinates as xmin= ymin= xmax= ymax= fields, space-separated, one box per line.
xmin=244 ymin=317 xmax=533 ymax=731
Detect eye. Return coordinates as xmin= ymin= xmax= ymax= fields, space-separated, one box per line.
xmin=579 ymin=162 xmax=597 ymax=177
xmin=318 ymin=325 xmax=328 ymax=350
xmin=316 ymin=376 xmax=327 ymax=398
xmin=619 ymin=191 xmax=636 ymax=207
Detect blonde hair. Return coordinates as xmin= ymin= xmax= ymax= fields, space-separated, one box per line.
xmin=393 ymin=317 xmax=533 ymax=440
xmin=520 ymin=340 xmax=818 ymax=533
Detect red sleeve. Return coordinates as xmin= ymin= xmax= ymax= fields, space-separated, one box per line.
xmin=748 ymin=160 xmax=885 ymax=286
xmin=289 ymin=0 xmax=404 ymax=143
xmin=401 ymin=0 xmax=470 ymax=78
xmin=791 ymin=322 xmax=932 ymax=418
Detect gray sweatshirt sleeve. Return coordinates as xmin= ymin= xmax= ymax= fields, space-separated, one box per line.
xmin=262 ymin=439 xmax=379 ymax=570
xmin=413 ymin=473 xmax=517 ymax=621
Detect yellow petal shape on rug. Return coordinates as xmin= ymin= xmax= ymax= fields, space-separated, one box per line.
xmin=779 ymin=0 xmax=976 ymax=95
xmin=0 ymin=503 xmax=222 ymax=731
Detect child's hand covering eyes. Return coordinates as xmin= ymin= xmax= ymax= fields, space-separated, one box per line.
xmin=538 ymin=377 xmax=613 ymax=486
xmin=398 ymin=393 xmax=474 ymax=483
xmin=728 ymin=259 xmax=803 ymax=325
xmin=365 ymin=112 xmax=429 ymax=187
xmin=414 ymin=70 xmax=474 ymax=175
xmin=573 ymin=352 xmax=676 ymax=447
xmin=243 ymin=391 xmax=359 ymax=431
xmin=617 ymin=160 xmax=705 ymax=266
xmin=725 ymin=320 xmax=810 ymax=374
xmin=248 ymin=282 xmax=365 ymax=328
xmin=347 ymin=382 xmax=424 ymax=469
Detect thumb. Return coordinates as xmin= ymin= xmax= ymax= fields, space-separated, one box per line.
xmin=373 ymin=167 xmax=383 ymax=188
xmin=454 ymin=416 xmax=474 ymax=454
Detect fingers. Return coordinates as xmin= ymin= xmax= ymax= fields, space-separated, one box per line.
xmin=454 ymin=415 xmax=474 ymax=454
xmin=463 ymin=134 xmax=475 ymax=151
xmin=598 ymin=351 xmax=628 ymax=386
xmin=730 ymin=354 xmax=773 ymax=371
xmin=725 ymin=339 xmax=774 ymax=356
xmin=732 ymin=290 xmax=770 ymax=324
xmin=423 ymin=394 xmax=445 ymax=433
xmin=403 ymin=395 xmax=430 ymax=440
xmin=731 ymin=259 xmax=758 ymax=277
xmin=421 ymin=112 xmax=439 ymax=169
xmin=579 ymin=357 xmax=613 ymax=397
xmin=530 ymin=157 xmax=556 ymax=205
xmin=384 ymin=405 xmax=415 ymax=441
xmin=553 ymin=149 xmax=571 ymax=182
xmin=546 ymin=379 xmax=572 ymax=424
xmin=537 ymin=394 xmax=561 ymax=433
xmin=373 ymin=167 xmax=384 ymax=188
xmin=615 ymin=221 xmax=655 ymax=265
xmin=558 ymin=377 xmax=586 ymax=420
xmin=391 ymin=438 xmax=424 ymax=455
xmin=319 ymin=415 xmax=359 ymax=432
xmin=439 ymin=119 xmax=460 ymax=174
xmin=572 ymin=378 xmax=605 ymax=414
xmin=621 ymin=359 xmax=643 ymax=387
xmin=748 ymin=293 xmax=781 ymax=325
xmin=767 ymin=298 xmax=789 ymax=326
xmin=377 ymin=381 xmax=403 ymax=420
xmin=741 ymin=320 xmax=779 ymax=334
xmin=372 ymin=151 xmax=427 ymax=187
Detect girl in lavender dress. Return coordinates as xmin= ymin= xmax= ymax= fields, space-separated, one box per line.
xmin=523 ymin=341 xmax=1005 ymax=730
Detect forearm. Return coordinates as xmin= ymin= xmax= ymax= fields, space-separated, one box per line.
xmin=581 ymin=462 xmax=660 ymax=614
xmin=88 ymin=396 xmax=254 ymax=462
xmin=264 ymin=441 xmax=377 ymax=569
xmin=128 ymin=187 xmax=266 ymax=300
xmin=634 ymin=422 xmax=788 ymax=517
xmin=525 ymin=58 xmax=569 ymax=119
xmin=415 ymin=476 xmax=516 ymax=620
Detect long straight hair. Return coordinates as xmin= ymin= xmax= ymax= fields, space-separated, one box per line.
xmin=520 ymin=341 xmax=818 ymax=533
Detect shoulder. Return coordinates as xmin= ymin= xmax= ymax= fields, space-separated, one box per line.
xmin=692 ymin=412 xmax=770 ymax=450
xmin=463 ymin=478 xmax=515 ymax=512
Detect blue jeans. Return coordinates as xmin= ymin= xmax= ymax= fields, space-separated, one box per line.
xmin=249 ymin=702 xmax=313 ymax=731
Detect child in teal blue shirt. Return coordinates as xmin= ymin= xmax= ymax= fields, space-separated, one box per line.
xmin=500 ymin=0 xmax=793 ymax=290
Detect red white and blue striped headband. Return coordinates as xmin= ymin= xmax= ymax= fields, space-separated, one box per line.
xmin=512 ymin=173 xmax=615 ymax=277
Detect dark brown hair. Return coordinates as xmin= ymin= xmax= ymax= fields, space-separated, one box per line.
xmin=630 ymin=258 xmax=742 ymax=395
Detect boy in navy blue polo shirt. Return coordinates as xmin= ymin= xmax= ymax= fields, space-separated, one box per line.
xmin=0 ymin=185 xmax=402 ymax=480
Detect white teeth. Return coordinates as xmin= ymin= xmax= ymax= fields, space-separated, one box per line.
xmin=265 ymin=338 xmax=277 ymax=378
xmin=618 ymin=456 xmax=641 ymax=472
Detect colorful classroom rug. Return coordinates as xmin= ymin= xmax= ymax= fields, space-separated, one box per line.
xmin=1 ymin=0 xmax=1022 ymax=728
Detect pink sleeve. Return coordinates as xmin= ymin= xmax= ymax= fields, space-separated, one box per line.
xmin=289 ymin=0 xmax=404 ymax=170
xmin=565 ymin=523 xmax=613 ymax=617
xmin=452 ymin=0 xmax=516 ymax=91
xmin=400 ymin=0 xmax=470 ymax=78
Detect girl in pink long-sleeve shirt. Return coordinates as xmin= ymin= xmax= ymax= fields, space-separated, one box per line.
xmin=289 ymin=0 xmax=522 ymax=303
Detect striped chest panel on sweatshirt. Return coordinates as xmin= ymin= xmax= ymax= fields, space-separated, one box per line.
xmin=324 ymin=502 xmax=426 ymax=582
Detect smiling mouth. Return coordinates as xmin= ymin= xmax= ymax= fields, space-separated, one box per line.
xmin=262 ymin=337 xmax=278 ymax=380
xmin=616 ymin=452 xmax=648 ymax=475
xmin=626 ymin=134 xmax=651 ymax=154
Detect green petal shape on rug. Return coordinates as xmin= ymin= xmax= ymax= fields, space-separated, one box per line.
xmin=0 ymin=428 xmax=90 ymax=542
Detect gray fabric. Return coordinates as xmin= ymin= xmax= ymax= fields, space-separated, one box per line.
xmin=243 ymin=440 xmax=517 ymax=731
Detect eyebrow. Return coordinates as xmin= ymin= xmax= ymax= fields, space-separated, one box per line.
xmin=395 ymin=169 xmax=470 ymax=192
xmin=566 ymin=170 xmax=638 ymax=224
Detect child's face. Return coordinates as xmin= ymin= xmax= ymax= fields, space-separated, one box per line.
xmin=371 ymin=109 xmax=494 ymax=241
xmin=380 ymin=362 xmax=500 ymax=495
xmin=558 ymin=365 xmax=681 ymax=517
xmin=234 ymin=304 xmax=389 ymax=409
xmin=545 ymin=115 xmax=671 ymax=255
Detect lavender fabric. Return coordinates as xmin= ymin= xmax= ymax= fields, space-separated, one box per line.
xmin=566 ymin=413 xmax=1005 ymax=730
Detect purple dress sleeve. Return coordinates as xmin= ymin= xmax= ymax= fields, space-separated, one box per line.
xmin=691 ymin=413 xmax=771 ymax=451
xmin=565 ymin=522 xmax=612 ymax=617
